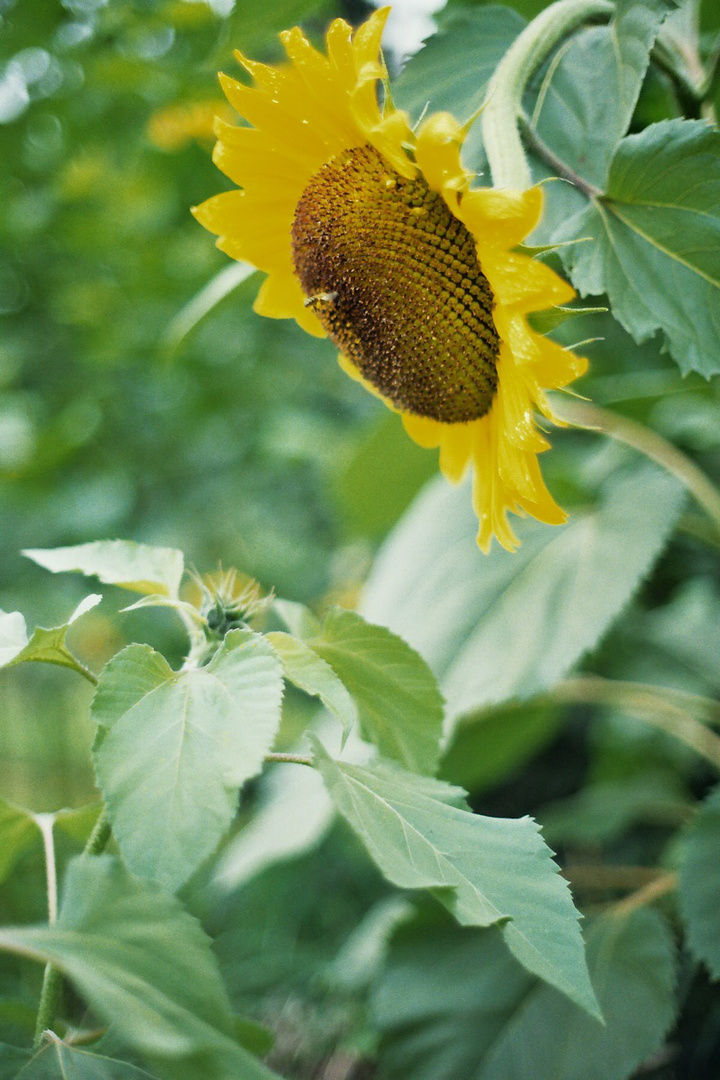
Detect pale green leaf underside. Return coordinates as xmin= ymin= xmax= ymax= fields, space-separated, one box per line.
xmin=314 ymin=744 xmax=599 ymax=1018
xmin=308 ymin=608 xmax=444 ymax=776
xmin=362 ymin=461 xmax=684 ymax=718
xmin=24 ymin=540 xmax=185 ymax=597
xmin=92 ymin=630 xmax=284 ymax=890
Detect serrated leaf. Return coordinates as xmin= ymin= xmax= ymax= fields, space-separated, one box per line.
xmin=529 ymin=0 xmax=673 ymax=192
xmin=0 ymin=856 xmax=280 ymax=1080
xmin=554 ymin=120 xmax=720 ymax=377
xmin=678 ymin=782 xmax=720 ymax=979
xmin=374 ymin=908 xmax=676 ymax=1080
xmin=308 ymin=608 xmax=444 ymax=776
xmin=14 ymin=1039 xmax=160 ymax=1078
xmin=92 ymin=630 xmax=284 ymax=890
xmin=394 ymin=5 xmax=526 ymax=124
xmin=481 ymin=909 xmax=677 ymax=1080
xmin=0 ymin=596 xmax=101 ymax=675
xmin=362 ymin=461 xmax=685 ymax=719
xmin=313 ymin=742 xmax=599 ymax=1018
xmin=24 ymin=541 xmax=184 ymax=597
xmin=266 ymin=631 xmax=357 ymax=740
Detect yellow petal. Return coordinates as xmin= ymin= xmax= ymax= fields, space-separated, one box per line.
xmin=415 ymin=113 xmax=470 ymax=198
xmin=254 ymin=273 xmax=325 ymax=336
xmin=459 ymin=186 xmax=544 ymax=251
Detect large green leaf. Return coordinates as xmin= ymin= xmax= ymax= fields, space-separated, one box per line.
xmin=554 ymin=120 xmax=720 ymax=377
xmin=678 ymin=782 xmax=720 ymax=979
xmin=394 ymin=6 xmax=526 ymax=123
xmin=374 ymin=908 xmax=676 ymax=1080
xmin=313 ymin=743 xmax=599 ymax=1018
xmin=529 ymin=0 xmax=673 ymax=191
xmin=92 ymin=630 xmax=284 ymax=890
xmin=13 ymin=1039 xmax=159 ymax=1078
xmin=0 ymin=857 xmax=279 ymax=1080
xmin=362 ymin=461 xmax=684 ymax=719
xmin=308 ymin=609 xmax=444 ymax=776
xmin=24 ymin=541 xmax=185 ymax=597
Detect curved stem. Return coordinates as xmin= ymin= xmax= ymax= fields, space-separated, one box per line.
xmin=554 ymin=397 xmax=720 ymax=539
xmin=554 ymin=675 xmax=720 ymax=771
xmin=482 ymin=0 xmax=614 ymax=188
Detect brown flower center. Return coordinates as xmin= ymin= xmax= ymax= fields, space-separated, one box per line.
xmin=291 ymin=145 xmax=499 ymax=424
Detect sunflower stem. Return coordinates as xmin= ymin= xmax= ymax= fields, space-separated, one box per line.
xmin=482 ymin=0 xmax=614 ymax=189
xmin=554 ymin=397 xmax=720 ymax=540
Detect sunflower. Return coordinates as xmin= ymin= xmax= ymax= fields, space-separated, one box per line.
xmin=192 ymin=8 xmax=587 ymax=551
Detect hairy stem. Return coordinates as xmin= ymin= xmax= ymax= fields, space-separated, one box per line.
xmin=84 ymin=807 xmax=111 ymax=857
xmin=482 ymin=0 xmax=613 ymax=188
xmin=265 ymin=752 xmax=314 ymax=767
xmin=554 ymin=397 xmax=720 ymax=539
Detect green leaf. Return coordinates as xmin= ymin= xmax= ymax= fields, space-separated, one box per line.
xmin=678 ymin=782 xmax=720 ymax=979
xmin=440 ymin=701 xmax=563 ymax=793
xmin=374 ymin=908 xmax=676 ymax=1080
xmin=0 ymin=856 xmax=280 ymax=1080
xmin=308 ymin=608 xmax=444 ymax=776
xmin=14 ymin=1039 xmax=160 ymax=1078
xmin=0 ymin=595 xmax=101 ymax=676
xmin=529 ymin=0 xmax=673 ymax=191
xmin=0 ymin=1043 xmax=33 ymax=1080
xmin=92 ymin=630 xmax=284 ymax=890
xmin=313 ymin=742 xmax=599 ymax=1018
xmin=362 ymin=461 xmax=685 ymax=718
xmin=481 ymin=909 xmax=677 ymax=1079
xmin=24 ymin=541 xmax=185 ymax=597
xmin=265 ymin=631 xmax=357 ymax=741
xmin=394 ymin=6 xmax=526 ymax=124
xmin=0 ymin=799 xmax=38 ymax=884
xmin=554 ymin=120 xmax=720 ymax=377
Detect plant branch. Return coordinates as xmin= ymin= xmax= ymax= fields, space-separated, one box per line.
xmin=553 ymin=397 xmax=720 ymax=539
xmin=519 ymin=117 xmax=602 ymax=198
xmin=33 ymin=814 xmax=61 ymax=1048
xmin=481 ymin=0 xmax=613 ymax=188
xmin=554 ymin=676 xmax=720 ymax=770
xmin=564 ymin=864 xmax=667 ymax=892
xmin=612 ymin=871 xmax=678 ymax=916
xmin=264 ymin=752 xmax=314 ymax=767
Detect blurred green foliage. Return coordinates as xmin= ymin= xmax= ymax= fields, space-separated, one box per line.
xmin=2 ymin=0 xmax=720 ymax=1076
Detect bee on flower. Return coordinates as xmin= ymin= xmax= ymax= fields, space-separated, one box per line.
xmin=193 ymin=8 xmax=587 ymax=551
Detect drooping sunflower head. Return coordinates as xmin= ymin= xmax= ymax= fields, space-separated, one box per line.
xmin=192 ymin=7 xmax=587 ymax=551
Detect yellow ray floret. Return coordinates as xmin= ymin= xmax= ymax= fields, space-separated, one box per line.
xmin=192 ymin=7 xmax=587 ymax=552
